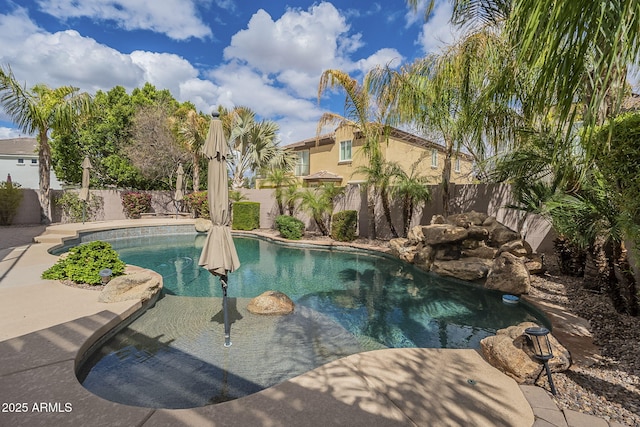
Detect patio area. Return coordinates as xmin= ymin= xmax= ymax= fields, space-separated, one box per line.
xmin=0 ymin=220 xmax=624 ymax=426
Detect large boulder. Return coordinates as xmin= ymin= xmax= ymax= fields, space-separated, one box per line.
xmin=247 ymin=291 xmax=294 ymax=315
xmin=422 ymin=224 xmax=469 ymax=245
xmin=462 ymin=243 xmax=498 ymax=260
xmin=498 ymin=240 xmax=532 ymax=258
xmin=195 ymin=218 xmax=212 ymax=233
xmin=388 ymin=212 xmax=542 ymax=283
xmin=431 ymin=257 xmax=493 ymax=281
xmin=446 ymin=211 xmax=488 ymax=227
xmin=414 ymin=244 xmax=435 ymax=271
xmin=430 ymin=215 xmax=446 ymax=225
xmin=466 ymin=225 xmax=490 ymax=240
xmin=407 ymin=226 xmax=425 ymax=245
xmin=484 ymin=219 xmax=521 ymax=247
xmin=99 ymin=271 xmax=161 ymax=303
xmin=389 ymin=238 xmax=418 ymax=263
xmin=434 ymin=244 xmax=461 ymax=261
xmin=480 ymin=322 xmax=571 ymax=384
xmin=485 ymin=252 xmax=531 ymax=294
xmin=525 ymin=254 xmax=545 ymax=274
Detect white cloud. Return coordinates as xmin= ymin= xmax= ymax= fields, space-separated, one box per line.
xmin=416 ymin=1 xmax=464 ymax=55
xmin=0 ymin=10 xmax=143 ymax=92
xmin=36 ymin=0 xmax=212 ymax=40
xmin=209 ymin=62 xmax=321 ymax=120
xmin=0 ymin=126 xmax=25 ymax=139
xmin=355 ymin=48 xmax=404 ymax=73
xmin=224 ymin=4 xmax=355 ymax=76
xmin=0 ymin=9 xmax=220 ymax=106
xmin=0 ymin=3 xmax=403 ymax=145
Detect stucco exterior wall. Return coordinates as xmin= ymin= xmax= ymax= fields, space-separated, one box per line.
xmin=0 ymin=156 xmax=64 ymax=190
xmin=293 ymin=124 xmax=475 ymax=186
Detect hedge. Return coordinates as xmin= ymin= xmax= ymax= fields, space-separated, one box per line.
xmin=232 ymin=201 xmax=260 ymax=230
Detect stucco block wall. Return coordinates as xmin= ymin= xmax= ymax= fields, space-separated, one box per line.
xmin=10 ymin=184 xmax=554 ymax=253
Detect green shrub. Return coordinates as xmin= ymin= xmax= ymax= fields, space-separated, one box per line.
xmin=232 ymin=201 xmax=260 ymax=230
xmin=593 ymin=112 xmax=640 ymax=252
xmin=0 ymin=180 xmax=23 ymax=226
xmin=275 ymin=215 xmax=305 ymax=239
xmin=56 ymin=191 xmax=102 ymax=223
xmin=121 ymin=191 xmax=152 ymax=218
xmin=42 ymin=241 xmax=125 ymax=285
xmin=184 ymin=191 xmax=209 ymax=219
xmin=331 ymin=210 xmax=358 ymax=242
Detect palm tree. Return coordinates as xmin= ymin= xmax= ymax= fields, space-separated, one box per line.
xmin=0 ymin=66 xmax=92 ymax=223
xmin=369 ymin=30 xmax=521 ymax=216
xmin=263 ymin=167 xmax=297 ymax=215
xmin=408 ymin=0 xmax=640 ymax=158
xmin=299 ymin=183 xmax=344 ymax=236
xmin=284 ymin=184 xmax=300 ymax=216
xmin=222 ymin=107 xmax=295 ymax=189
xmin=318 ymin=69 xmax=390 ymax=239
xmin=354 ymin=158 xmax=402 ymax=238
xmin=391 ymin=160 xmax=432 ymax=237
xmin=175 ymin=109 xmax=208 ymax=191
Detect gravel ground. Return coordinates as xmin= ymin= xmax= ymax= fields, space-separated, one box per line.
xmin=527 ymin=260 xmax=640 ymax=427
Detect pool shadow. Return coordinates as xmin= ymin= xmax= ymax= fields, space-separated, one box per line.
xmin=78 ymin=325 xmax=262 ymax=409
xmin=211 ymin=297 xmax=244 ymax=324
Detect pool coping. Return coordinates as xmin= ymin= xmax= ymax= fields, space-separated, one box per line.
xmin=0 ymin=220 xmax=614 ymax=426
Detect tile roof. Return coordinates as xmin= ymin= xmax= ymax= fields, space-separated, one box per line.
xmin=0 ymin=138 xmax=38 ymax=156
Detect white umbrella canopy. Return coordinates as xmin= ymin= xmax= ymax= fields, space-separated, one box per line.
xmin=78 ymin=156 xmax=92 ymax=202
xmin=198 ymin=112 xmax=240 ymax=346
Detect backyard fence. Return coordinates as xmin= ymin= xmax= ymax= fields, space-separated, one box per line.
xmin=10 ymin=183 xmax=555 ymax=253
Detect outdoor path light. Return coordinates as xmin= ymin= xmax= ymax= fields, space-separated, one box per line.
xmin=525 ymin=326 xmax=557 ymax=395
xmin=99 ymin=268 xmax=112 ymax=285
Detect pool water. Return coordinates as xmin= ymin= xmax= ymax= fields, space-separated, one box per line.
xmin=78 ymin=234 xmax=546 ymax=408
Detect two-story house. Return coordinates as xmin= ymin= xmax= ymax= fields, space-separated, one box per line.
xmin=0 ymin=138 xmax=63 ymax=189
xmin=282 ymin=123 xmax=475 ymax=187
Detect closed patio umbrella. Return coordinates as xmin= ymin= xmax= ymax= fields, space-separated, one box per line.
xmin=174 ymin=163 xmax=184 ymax=217
xmin=79 ymin=156 xmax=92 ymax=223
xmin=198 ymin=112 xmax=241 ymax=347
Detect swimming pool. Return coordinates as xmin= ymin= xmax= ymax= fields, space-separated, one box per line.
xmin=78 ymin=233 xmax=547 ymax=408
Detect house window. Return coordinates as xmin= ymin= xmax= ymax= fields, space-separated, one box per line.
xmin=431 ymin=150 xmax=438 ymax=168
xmin=454 ymin=157 xmax=461 ymax=173
xmin=339 ymin=140 xmax=352 ymax=162
xmin=295 ymin=150 xmax=310 ymax=176
xmin=17 ymin=158 xmax=25 ymax=166
xmin=31 ymin=158 xmax=38 ymax=165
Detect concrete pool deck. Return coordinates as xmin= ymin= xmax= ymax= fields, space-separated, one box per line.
xmin=0 ymin=220 xmax=625 ymax=426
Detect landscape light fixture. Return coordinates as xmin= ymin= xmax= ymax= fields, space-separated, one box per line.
xmin=525 ymin=326 xmax=557 ymax=395
xmin=99 ymin=268 xmax=112 ymax=285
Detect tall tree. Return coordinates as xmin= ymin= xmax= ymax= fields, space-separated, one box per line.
xmin=318 ymin=69 xmax=390 ymax=239
xmin=174 ymin=108 xmax=208 ymax=192
xmin=221 ymin=106 xmax=294 ymax=189
xmin=369 ymin=30 xmax=521 ymax=215
xmin=127 ymin=103 xmax=184 ymax=190
xmin=0 ymin=66 xmax=92 ymax=223
xmin=263 ymin=167 xmax=297 ymax=216
xmin=354 ymin=158 xmax=401 ymax=238
xmin=299 ymin=183 xmax=344 ymax=236
xmin=391 ymin=160 xmax=432 ymax=237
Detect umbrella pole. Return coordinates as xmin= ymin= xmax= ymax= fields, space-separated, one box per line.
xmin=221 ymin=275 xmax=231 ymax=347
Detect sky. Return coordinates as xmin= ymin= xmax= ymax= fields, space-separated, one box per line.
xmin=0 ymin=0 xmax=463 ymax=146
